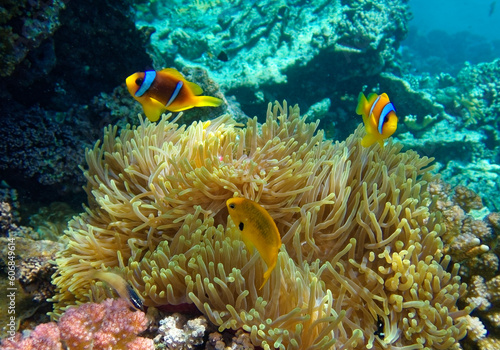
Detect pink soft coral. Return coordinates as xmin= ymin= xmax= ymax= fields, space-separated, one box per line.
xmin=0 ymin=299 xmax=153 ymax=350
xmin=1 ymin=323 xmax=61 ymax=350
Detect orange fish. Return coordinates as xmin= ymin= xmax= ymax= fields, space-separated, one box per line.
xmin=126 ymin=68 xmax=223 ymax=121
xmin=356 ymin=92 xmax=398 ymax=147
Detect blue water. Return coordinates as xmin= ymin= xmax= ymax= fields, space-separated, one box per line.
xmin=411 ymin=0 xmax=500 ymax=40
xmin=403 ymin=0 xmax=500 ymax=74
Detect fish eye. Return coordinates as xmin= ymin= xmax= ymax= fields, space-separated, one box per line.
xmin=135 ymin=77 xmax=144 ymax=86
xmin=229 ymin=203 xmax=235 ymax=209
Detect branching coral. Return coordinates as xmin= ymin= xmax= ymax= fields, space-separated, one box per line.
xmin=52 ymin=101 xmax=470 ymax=349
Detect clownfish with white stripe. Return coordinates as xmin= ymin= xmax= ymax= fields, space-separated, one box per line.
xmin=126 ymin=68 xmax=223 ymax=122
xmin=355 ymin=92 xmax=398 ymax=147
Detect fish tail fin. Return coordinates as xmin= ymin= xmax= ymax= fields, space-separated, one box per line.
xmin=356 ymin=92 xmax=368 ymax=116
xmin=194 ymin=95 xmax=223 ymax=108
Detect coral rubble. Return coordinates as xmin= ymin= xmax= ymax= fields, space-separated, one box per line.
xmin=52 ymin=101 xmax=470 ymax=349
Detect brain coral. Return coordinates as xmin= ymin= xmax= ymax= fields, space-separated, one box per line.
xmin=52 ymin=102 xmax=470 ymax=349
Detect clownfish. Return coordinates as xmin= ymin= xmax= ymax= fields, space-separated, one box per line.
xmin=356 ymin=92 xmax=398 ymax=147
xmin=226 ymin=197 xmax=282 ymax=290
xmin=126 ymin=68 xmax=223 ymax=122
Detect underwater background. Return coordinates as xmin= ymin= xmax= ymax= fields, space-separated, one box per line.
xmin=1 ymin=0 xmax=500 ymax=349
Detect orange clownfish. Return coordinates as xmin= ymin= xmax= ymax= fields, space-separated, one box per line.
xmin=226 ymin=197 xmax=282 ymax=290
xmin=126 ymin=68 xmax=223 ymax=122
xmin=356 ymin=92 xmax=398 ymax=147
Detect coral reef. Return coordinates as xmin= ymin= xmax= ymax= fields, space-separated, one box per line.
xmin=378 ymin=73 xmax=443 ymax=131
xmin=0 ymin=106 xmax=88 ymax=192
xmin=207 ymin=329 xmax=254 ymax=350
xmin=1 ymin=322 xmax=62 ymax=350
xmin=0 ymin=236 xmax=63 ymax=339
xmin=379 ymin=60 xmax=500 ymax=211
xmin=0 ymin=0 xmax=66 ymax=77
xmin=2 ymin=1 xmax=498 ymax=348
xmin=464 ymin=275 xmax=500 ymax=349
xmin=0 ymin=0 xmax=152 ymax=215
xmin=1 ymin=0 xmax=151 ymax=110
xmin=0 ymin=69 xmax=228 ymax=216
xmin=135 ymin=0 xmax=410 ymax=114
xmin=428 ymin=180 xmax=500 ymax=349
xmin=442 ymin=60 xmax=500 ymax=128
xmin=52 ymin=102 xmax=470 ymax=349
xmin=0 ymin=298 xmax=153 ymax=349
xmin=401 ymin=29 xmax=500 ymax=76
xmin=0 ymin=202 xmax=15 ymax=236
xmin=17 ymin=256 xmax=57 ymax=303
xmin=0 ymin=183 xmax=20 ymax=224
xmin=437 ymin=160 xmax=500 ymax=212
xmin=154 ymin=313 xmax=207 ymax=349
xmin=428 ymin=181 xmax=493 ymax=270
xmin=0 ymin=194 xmax=71 ymax=335
xmin=27 ymin=202 xmax=78 ymax=241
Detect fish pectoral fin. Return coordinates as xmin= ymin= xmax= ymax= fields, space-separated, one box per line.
xmin=361 ymin=133 xmax=380 ymax=147
xmin=259 ymin=269 xmax=272 ymax=290
xmin=259 ymin=253 xmax=278 ymax=290
xmin=241 ymin=234 xmax=255 ymax=253
xmin=143 ymin=98 xmax=167 ymax=122
xmin=364 ymin=113 xmax=379 ymax=135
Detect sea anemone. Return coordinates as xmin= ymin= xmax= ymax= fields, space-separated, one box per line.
xmin=52 ymin=101 xmax=470 ymax=349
